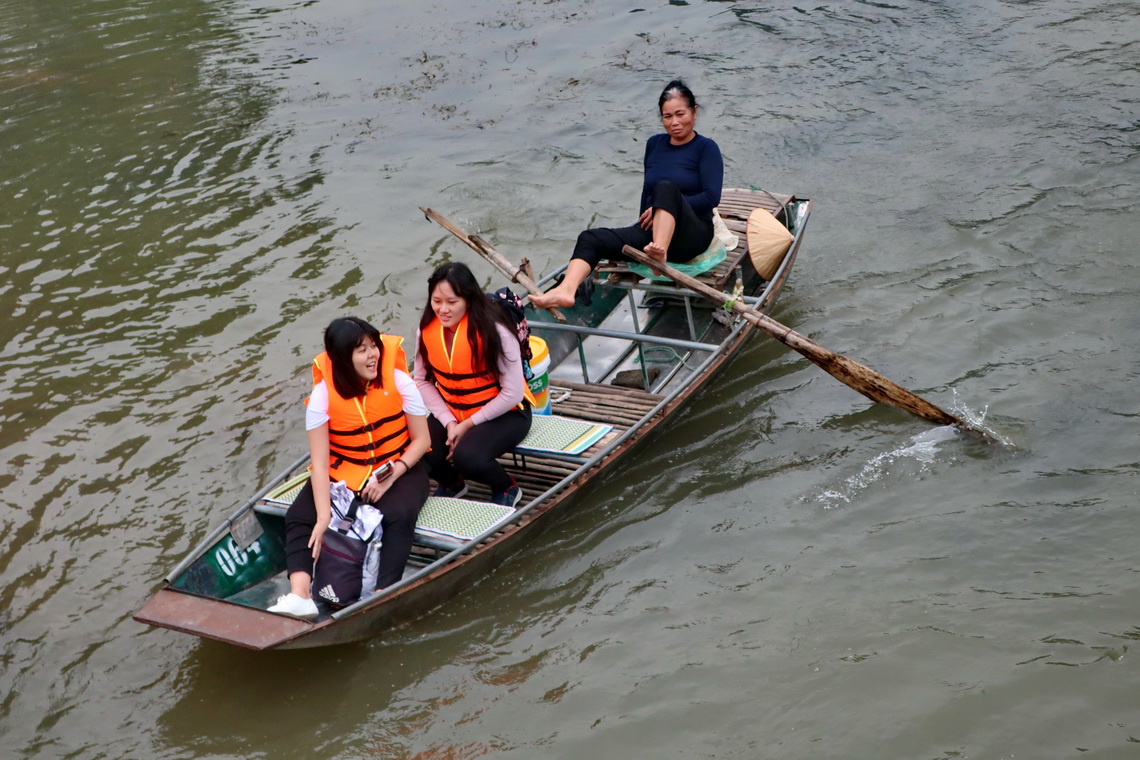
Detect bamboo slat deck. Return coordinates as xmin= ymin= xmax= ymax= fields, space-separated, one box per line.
xmin=597 ymin=187 xmax=793 ymax=292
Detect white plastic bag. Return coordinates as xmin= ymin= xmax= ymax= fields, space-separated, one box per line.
xmin=712 ymin=208 xmax=739 ymax=251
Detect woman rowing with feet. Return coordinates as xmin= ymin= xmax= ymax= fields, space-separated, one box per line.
xmin=530 ymin=79 xmax=723 ymax=309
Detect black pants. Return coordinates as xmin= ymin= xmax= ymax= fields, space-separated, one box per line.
xmin=284 ymin=463 xmax=429 ymax=590
xmin=570 ymin=181 xmax=714 ymax=269
xmin=423 ymin=406 xmax=532 ymax=493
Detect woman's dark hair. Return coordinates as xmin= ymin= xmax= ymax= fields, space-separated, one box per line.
xmin=418 ymin=262 xmax=512 ymax=382
xmin=323 ymin=316 xmax=384 ymax=399
xmin=658 ymin=79 xmax=698 ymax=113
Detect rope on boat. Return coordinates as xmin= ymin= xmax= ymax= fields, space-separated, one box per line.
xmin=549 ymin=388 xmax=572 ymax=405
xmin=749 ymin=185 xmax=791 ymax=224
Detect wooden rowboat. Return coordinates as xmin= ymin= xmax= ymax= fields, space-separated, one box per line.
xmin=133 ymin=189 xmax=812 ymax=649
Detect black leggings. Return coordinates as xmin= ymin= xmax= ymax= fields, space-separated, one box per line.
xmin=423 ymin=407 xmax=532 ymax=493
xmin=284 ymin=463 xmax=429 ymax=590
xmin=570 ymin=181 xmax=714 ymax=269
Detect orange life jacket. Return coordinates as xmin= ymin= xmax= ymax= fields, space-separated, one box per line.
xmin=311 ymin=334 xmax=410 ymax=490
xmin=421 ymin=315 xmax=534 ymax=421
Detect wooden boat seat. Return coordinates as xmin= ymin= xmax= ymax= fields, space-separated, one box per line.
xmin=252 ymin=477 xmax=516 ymax=552
xmin=596 ymin=187 xmax=793 ymax=294
xmin=408 ymin=497 xmax=517 ymax=550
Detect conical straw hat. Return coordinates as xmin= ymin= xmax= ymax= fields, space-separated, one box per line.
xmin=747 ymin=207 xmax=793 ymax=280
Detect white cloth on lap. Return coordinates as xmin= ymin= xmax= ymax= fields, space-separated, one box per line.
xmin=328 ymin=481 xmax=383 ymax=542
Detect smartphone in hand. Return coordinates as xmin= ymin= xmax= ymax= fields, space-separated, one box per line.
xmin=374 ymin=461 xmax=394 ymax=482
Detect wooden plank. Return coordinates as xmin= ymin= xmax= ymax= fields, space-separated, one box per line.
xmin=716 ymin=189 xmax=792 ymax=219
xmin=133 ymin=589 xmax=312 ymax=651
xmin=551 ymin=379 xmax=663 ymax=401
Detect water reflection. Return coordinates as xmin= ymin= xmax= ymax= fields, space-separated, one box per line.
xmin=159 ymin=642 xmax=371 ymax=749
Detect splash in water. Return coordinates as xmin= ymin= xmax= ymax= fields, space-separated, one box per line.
xmin=813 ymin=393 xmax=1013 ymax=508
xmin=814 ymin=426 xmax=961 ymax=509
xmin=950 ymin=388 xmax=1015 ymax=448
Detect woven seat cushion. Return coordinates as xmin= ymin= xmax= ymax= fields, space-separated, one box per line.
xmin=516 ymin=414 xmax=613 ymax=455
xmin=414 ymin=497 xmax=516 ymax=543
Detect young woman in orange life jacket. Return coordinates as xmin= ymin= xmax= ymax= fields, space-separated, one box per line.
xmin=268 ymin=317 xmax=431 ymax=619
xmin=414 ymin=262 xmax=533 ymax=508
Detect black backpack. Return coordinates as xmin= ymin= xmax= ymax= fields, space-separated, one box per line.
xmin=488 ymin=287 xmax=534 ymax=381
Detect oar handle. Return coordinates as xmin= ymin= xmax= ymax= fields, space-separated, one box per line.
xmin=421 ymin=208 xmax=567 ymax=323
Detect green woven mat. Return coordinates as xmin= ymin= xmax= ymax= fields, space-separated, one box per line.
xmin=263 ymin=472 xmax=311 ymax=505
xmin=517 ymin=415 xmax=613 ymax=455
xmin=415 ymin=497 xmax=517 ymax=541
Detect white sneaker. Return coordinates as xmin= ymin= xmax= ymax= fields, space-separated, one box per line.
xmin=267 ymin=593 xmax=318 ymax=618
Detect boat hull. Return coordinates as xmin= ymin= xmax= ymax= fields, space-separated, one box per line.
xmin=134 ymin=193 xmax=811 ymax=649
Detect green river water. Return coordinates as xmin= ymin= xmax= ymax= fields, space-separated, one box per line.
xmin=1 ymin=0 xmax=1137 ymax=758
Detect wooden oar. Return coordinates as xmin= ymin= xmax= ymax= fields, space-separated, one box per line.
xmin=621 ymin=244 xmax=987 ymax=435
xmin=420 ymin=207 xmax=566 ymax=323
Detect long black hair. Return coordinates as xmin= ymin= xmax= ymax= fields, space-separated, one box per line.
xmin=658 ymin=79 xmax=699 ymax=113
xmin=323 ymin=316 xmax=384 ymax=399
xmin=418 ymin=262 xmax=512 ymax=382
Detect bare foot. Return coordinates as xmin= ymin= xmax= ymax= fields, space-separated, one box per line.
xmin=643 ymin=242 xmax=667 ymax=261
xmin=529 ymin=288 xmax=576 ymax=309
